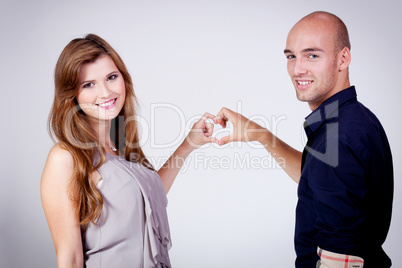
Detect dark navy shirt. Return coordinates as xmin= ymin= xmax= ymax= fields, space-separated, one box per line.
xmin=295 ymin=86 xmax=393 ymax=268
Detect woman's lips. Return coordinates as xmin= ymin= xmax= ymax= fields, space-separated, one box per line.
xmin=97 ymin=98 xmax=117 ymax=109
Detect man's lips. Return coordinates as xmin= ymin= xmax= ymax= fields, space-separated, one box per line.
xmin=96 ymin=98 xmax=117 ymax=109
xmin=295 ymin=80 xmax=313 ymax=90
xmin=296 ymin=80 xmax=313 ymax=86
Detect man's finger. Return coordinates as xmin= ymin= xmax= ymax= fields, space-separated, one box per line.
xmin=218 ymin=135 xmax=232 ymax=146
xmin=208 ymin=136 xmax=219 ymax=144
xmin=215 ymin=115 xmax=228 ymax=128
xmin=216 ymin=107 xmax=237 ymax=127
xmin=201 ymin=112 xmax=216 ymax=122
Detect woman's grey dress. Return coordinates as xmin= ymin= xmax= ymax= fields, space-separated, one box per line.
xmin=82 ymin=153 xmax=171 ymax=268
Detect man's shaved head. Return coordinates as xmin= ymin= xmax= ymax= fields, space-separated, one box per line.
xmin=285 ymin=11 xmax=352 ymax=110
xmin=296 ymin=11 xmax=351 ymax=53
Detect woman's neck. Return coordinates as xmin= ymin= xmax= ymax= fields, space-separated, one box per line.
xmin=91 ymin=120 xmax=116 ymax=153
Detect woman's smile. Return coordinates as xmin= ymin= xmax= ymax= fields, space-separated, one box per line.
xmin=97 ymin=98 xmax=117 ymax=109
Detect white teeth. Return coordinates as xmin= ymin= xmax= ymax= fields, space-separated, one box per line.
xmin=98 ymin=99 xmax=115 ymax=107
xmin=298 ymin=81 xmax=312 ymax=86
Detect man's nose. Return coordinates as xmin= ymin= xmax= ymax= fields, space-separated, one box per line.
xmin=294 ymin=58 xmax=307 ymax=75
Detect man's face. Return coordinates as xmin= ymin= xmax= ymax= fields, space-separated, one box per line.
xmin=284 ymin=19 xmax=340 ymax=110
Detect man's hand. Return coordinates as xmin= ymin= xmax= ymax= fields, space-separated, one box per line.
xmin=213 ymin=107 xmax=302 ymax=183
xmin=214 ymin=107 xmax=266 ymax=146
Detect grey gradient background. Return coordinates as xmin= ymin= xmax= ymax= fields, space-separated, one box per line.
xmin=1 ymin=0 xmax=401 ymax=267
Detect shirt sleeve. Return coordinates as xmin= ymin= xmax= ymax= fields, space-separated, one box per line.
xmin=308 ymin=137 xmax=369 ymax=255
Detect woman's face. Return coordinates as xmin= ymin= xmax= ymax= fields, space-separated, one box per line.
xmin=76 ymin=55 xmax=126 ymax=125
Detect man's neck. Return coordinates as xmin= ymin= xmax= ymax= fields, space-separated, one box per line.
xmin=308 ymin=80 xmax=351 ymax=111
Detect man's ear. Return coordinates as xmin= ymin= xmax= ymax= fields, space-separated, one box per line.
xmin=338 ymin=47 xmax=351 ymax=71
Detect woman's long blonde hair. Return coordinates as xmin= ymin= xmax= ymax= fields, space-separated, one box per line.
xmin=49 ymin=34 xmax=153 ymax=228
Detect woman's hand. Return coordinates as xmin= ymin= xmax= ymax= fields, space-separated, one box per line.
xmin=183 ymin=112 xmax=219 ymax=151
xmin=158 ymin=112 xmax=218 ymax=194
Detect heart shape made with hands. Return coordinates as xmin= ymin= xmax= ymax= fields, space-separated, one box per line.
xmin=188 ymin=108 xmax=261 ymax=147
xmin=186 ymin=112 xmax=229 ymax=148
xmin=205 ymin=116 xmax=234 ymax=146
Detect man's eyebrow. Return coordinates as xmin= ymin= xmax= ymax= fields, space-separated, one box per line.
xmin=283 ymin=48 xmax=325 ymax=54
xmin=302 ymin=47 xmax=324 ymax=53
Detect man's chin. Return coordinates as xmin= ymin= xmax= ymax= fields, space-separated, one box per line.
xmin=295 ymin=92 xmax=309 ymax=102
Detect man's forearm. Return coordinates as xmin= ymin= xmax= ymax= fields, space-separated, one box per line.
xmin=256 ymin=128 xmax=302 ymax=183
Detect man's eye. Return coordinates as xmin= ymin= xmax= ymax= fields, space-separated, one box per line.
xmin=286 ymin=55 xmax=296 ymax=59
xmin=308 ymin=54 xmax=318 ymax=59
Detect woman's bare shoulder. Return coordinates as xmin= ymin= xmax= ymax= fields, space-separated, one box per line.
xmin=48 ymin=144 xmax=74 ymax=165
xmin=42 ymin=144 xmax=75 ymax=186
xmin=41 ymin=144 xmax=84 ymax=265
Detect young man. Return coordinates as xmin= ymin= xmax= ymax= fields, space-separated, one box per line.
xmin=214 ymin=11 xmax=393 ymax=268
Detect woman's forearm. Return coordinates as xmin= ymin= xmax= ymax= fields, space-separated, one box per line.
xmin=157 ymin=140 xmax=194 ymax=194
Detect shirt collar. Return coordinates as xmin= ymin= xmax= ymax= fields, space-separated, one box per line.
xmin=304 ymin=86 xmax=357 ymax=136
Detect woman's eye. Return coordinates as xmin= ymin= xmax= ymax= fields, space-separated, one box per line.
xmin=108 ymin=74 xmax=117 ymax=81
xmin=83 ymin=82 xmax=93 ymax=88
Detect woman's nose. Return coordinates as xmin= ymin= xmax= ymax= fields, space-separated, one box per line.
xmin=98 ymin=82 xmax=112 ymax=99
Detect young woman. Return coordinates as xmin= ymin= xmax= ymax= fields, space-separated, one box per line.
xmin=41 ymin=34 xmax=217 ymax=268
